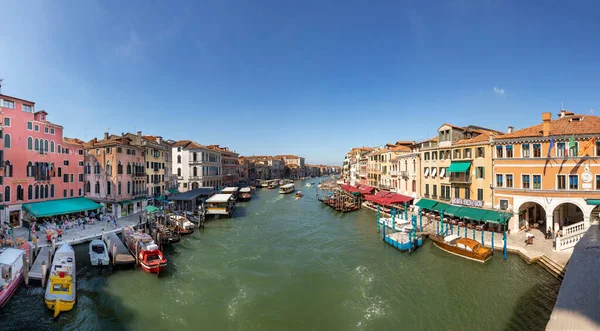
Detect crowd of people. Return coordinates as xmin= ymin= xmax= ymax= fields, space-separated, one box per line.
xmin=31 ymin=211 xmax=118 ymax=244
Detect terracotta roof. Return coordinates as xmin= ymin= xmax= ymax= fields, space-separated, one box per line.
xmin=83 ymin=136 xmax=137 ymax=148
xmin=454 ymin=129 xmax=495 ymax=145
xmin=63 ymin=137 xmax=85 ymax=146
xmin=0 ymin=94 xmax=35 ymax=104
xmin=498 ymin=114 xmax=600 ymax=139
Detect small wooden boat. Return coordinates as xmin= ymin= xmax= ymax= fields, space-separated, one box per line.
xmin=0 ymin=248 xmax=26 ymax=308
xmin=89 ymin=239 xmax=109 ymax=266
xmin=429 ymin=234 xmax=493 ymax=263
xmin=295 ymin=191 xmax=303 ymax=198
xmin=123 ymin=227 xmax=167 ymax=274
xmin=45 ymin=244 xmax=76 ymax=318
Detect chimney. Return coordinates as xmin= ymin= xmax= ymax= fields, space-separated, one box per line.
xmin=137 ymin=131 xmax=142 ymax=138
xmin=542 ymin=112 xmax=552 ymax=136
xmin=157 ymin=136 xmax=162 ymax=144
xmin=507 ymin=126 xmax=514 ymax=133
xmin=104 ymin=132 xmax=109 ymax=139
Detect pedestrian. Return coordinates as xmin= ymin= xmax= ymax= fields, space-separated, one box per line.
xmin=139 ymin=214 xmax=142 ymax=225
xmin=57 ymin=228 xmax=63 ymax=241
xmin=113 ymin=219 xmax=117 ymax=229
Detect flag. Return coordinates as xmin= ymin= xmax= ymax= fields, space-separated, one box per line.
xmin=547 ymin=136 xmax=555 ymax=157
xmin=568 ymin=135 xmax=576 ymax=155
xmin=578 ymin=136 xmax=596 ymax=157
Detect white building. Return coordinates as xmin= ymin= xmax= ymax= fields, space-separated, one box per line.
xmin=172 ymin=140 xmax=222 ymax=191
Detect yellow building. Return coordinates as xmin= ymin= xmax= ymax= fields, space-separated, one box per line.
xmin=124 ymin=132 xmax=173 ymax=197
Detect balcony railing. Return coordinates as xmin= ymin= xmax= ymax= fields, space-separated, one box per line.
xmin=400 ymin=171 xmax=409 ymax=178
xmin=133 ymin=173 xmax=146 ymax=177
xmin=189 ymin=160 xmax=202 ymax=164
xmin=390 ymin=170 xmax=398 ymax=176
xmin=450 ymin=174 xmax=471 ymax=183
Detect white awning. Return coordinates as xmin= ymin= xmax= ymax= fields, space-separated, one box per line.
xmin=239 ymin=187 xmax=251 ymax=193
xmin=431 ymin=167 xmax=437 ymax=177
xmin=221 ymin=187 xmax=239 ymax=193
xmin=424 ymin=168 xmax=430 ymax=177
xmin=440 ymin=168 xmax=446 ymax=178
xmin=206 ymin=193 xmax=233 ymax=203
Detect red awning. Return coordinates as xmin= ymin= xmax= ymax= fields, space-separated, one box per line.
xmin=341 ymin=185 xmax=360 ymax=193
xmin=384 ymin=193 xmax=413 ymax=205
xmin=364 ymin=195 xmax=383 ymax=204
xmin=357 ymin=185 xmax=375 ymax=194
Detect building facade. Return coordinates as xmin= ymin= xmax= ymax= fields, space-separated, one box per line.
xmin=208 ymin=145 xmax=239 ymax=187
xmin=0 ymin=94 xmax=85 ymax=226
xmin=83 ymin=134 xmax=147 ymax=218
xmin=392 ymin=148 xmax=420 ymax=198
xmin=492 ymin=110 xmax=600 ymax=235
xmin=172 ymin=140 xmax=222 ymax=191
xmin=238 ymin=157 xmax=249 ymax=183
xmin=124 ymin=132 xmax=173 ymax=197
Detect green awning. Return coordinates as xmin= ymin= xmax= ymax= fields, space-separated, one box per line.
xmin=432 ymin=202 xmax=451 ymax=213
xmin=482 ymin=211 xmax=510 ymax=225
xmin=456 ymin=206 xmax=489 ymax=221
xmin=145 ymin=205 xmax=160 ymax=213
xmin=447 ymin=161 xmax=471 ymax=173
xmin=444 ymin=205 xmax=462 ymax=217
xmin=119 ymin=197 xmax=146 ymax=205
xmin=168 ymin=188 xmax=179 ymax=195
xmin=23 ymin=197 xmax=102 ymax=218
xmin=587 ymin=199 xmax=600 ymax=205
xmin=415 ymin=198 xmax=438 ymax=210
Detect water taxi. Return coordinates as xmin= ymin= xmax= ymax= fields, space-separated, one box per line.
xmin=0 ymin=248 xmax=26 ymax=308
xmin=221 ymin=187 xmax=240 ymax=201
xmin=279 ymin=183 xmax=295 ymax=194
xmin=89 ymin=239 xmax=109 ymax=266
xmin=123 ymin=227 xmax=167 ymax=274
xmin=239 ymin=187 xmax=252 ymax=201
xmin=45 ymin=244 xmax=76 ymax=318
xmin=429 ymin=234 xmax=493 ymax=263
xmin=205 ymin=193 xmax=235 ymax=218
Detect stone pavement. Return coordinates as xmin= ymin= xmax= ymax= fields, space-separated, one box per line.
xmin=11 ymin=212 xmax=146 ymax=247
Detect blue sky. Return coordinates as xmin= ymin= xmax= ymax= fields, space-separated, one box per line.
xmin=1 ymin=0 xmax=599 ymax=165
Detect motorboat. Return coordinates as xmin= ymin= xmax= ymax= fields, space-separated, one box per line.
xmin=279 ymin=184 xmax=295 ymax=194
xmin=0 ymin=248 xmax=26 ymax=308
xmin=45 ymin=244 xmax=76 ymax=318
xmin=89 ymin=239 xmax=109 ymax=266
xmin=429 ymin=234 xmax=493 ymax=263
xmin=295 ymin=191 xmax=303 ymax=198
xmin=123 ymin=227 xmax=167 ymax=274
xmin=168 ymin=214 xmax=195 ymax=235
xmin=239 ymin=187 xmax=252 ymax=201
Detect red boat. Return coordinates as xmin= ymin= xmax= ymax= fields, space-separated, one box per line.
xmin=122 ymin=227 xmax=167 ymax=274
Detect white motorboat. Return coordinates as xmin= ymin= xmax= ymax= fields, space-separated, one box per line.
xmin=89 ymin=239 xmax=109 ymax=266
xmin=279 ymin=184 xmax=295 ymax=194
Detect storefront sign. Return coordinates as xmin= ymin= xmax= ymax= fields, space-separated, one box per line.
xmin=452 ymin=197 xmax=484 ymax=208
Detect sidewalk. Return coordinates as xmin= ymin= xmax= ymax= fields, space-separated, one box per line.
xmin=12 ymin=212 xmax=146 ymax=247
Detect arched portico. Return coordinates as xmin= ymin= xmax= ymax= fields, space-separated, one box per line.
xmin=518 ymin=201 xmax=547 ymax=230
xmin=552 ymin=202 xmax=584 ymax=231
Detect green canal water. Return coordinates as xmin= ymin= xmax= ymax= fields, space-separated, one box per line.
xmin=1 ymin=179 xmax=560 ymax=330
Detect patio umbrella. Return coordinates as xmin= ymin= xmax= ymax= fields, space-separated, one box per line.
xmin=145 ymin=205 xmax=160 ymax=213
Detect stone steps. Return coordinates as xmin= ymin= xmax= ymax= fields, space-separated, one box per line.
xmin=537 ymin=255 xmax=566 ymax=280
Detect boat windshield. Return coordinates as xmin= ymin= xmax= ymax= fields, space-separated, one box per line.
xmin=92 ymin=245 xmax=105 ymax=254
xmin=147 ymin=254 xmax=161 ymax=262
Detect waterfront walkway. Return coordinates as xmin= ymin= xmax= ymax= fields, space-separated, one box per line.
xmin=12 ymin=212 xmax=145 ymax=247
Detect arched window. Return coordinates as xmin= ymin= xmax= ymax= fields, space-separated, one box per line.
xmin=127 ymin=162 xmax=132 ymax=174
xmin=127 ymin=181 xmax=131 ymax=194
xmin=95 ymin=181 xmax=100 ymax=194
xmin=177 ymin=155 xmax=181 ymax=163
xmin=27 ymin=137 xmax=33 ymax=150
xmin=5 ymin=161 xmax=12 ymax=178
xmin=44 ymin=139 xmax=48 ymax=152
xmin=35 ymin=185 xmax=39 ymax=199
xmin=106 ymin=161 xmax=112 ymax=175
xmin=85 ymin=181 xmax=90 ymax=193
xmin=193 ymin=166 xmax=197 ymax=176
xmin=26 ymin=162 xmax=32 ymax=177
xmin=193 ymin=152 xmax=197 ymax=162
xmin=16 ymin=185 xmax=23 ymax=201
xmin=106 ymin=181 xmax=111 ymax=195
xmin=118 ymin=161 xmax=123 ymax=174
xmin=177 ymin=168 xmax=181 ymax=176
xmin=34 ymin=138 xmax=39 ymax=151
xmin=94 ymin=162 xmax=100 ymax=174
xmin=4 ymin=186 xmax=10 ymax=202
xmin=118 ymin=181 xmax=122 ymax=195
xmin=28 ymin=185 xmax=32 ymax=200
xmin=58 ymin=145 xmax=62 ymax=153
xmin=4 ymin=134 xmax=10 ymax=148
xmin=50 ymin=184 xmax=55 ymax=198
xmin=50 ymin=141 xmax=55 ymax=153
xmin=44 ymin=185 xmax=49 ymax=198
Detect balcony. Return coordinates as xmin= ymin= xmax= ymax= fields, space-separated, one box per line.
xmin=189 ymin=176 xmax=201 ymax=180
xmin=390 ymin=170 xmax=398 ymax=176
xmin=400 ymin=171 xmax=409 ymax=178
xmin=133 ymin=173 xmax=146 ymax=177
xmin=189 ymin=159 xmax=202 ymax=165
xmin=449 ymin=174 xmax=471 ymax=184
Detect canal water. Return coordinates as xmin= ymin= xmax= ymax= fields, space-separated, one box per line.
xmin=1 ymin=179 xmax=560 ymax=330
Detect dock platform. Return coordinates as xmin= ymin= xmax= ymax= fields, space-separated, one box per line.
xmin=104 ymin=232 xmax=136 ymax=267
xmin=29 ymin=246 xmax=51 ymax=284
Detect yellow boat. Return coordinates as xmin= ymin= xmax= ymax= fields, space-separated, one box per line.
xmin=45 ymin=244 xmax=76 ymax=318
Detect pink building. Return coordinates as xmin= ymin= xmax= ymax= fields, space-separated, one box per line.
xmin=207 ymin=145 xmax=240 ymax=186
xmin=0 ymin=94 xmax=84 ymax=226
xmin=84 ymin=133 xmax=147 ymax=218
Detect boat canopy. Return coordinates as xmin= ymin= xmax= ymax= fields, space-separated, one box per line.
xmin=281 ymin=184 xmax=295 ymax=189
xmin=0 ymin=248 xmax=24 ymax=265
xmin=444 ymin=234 xmax=461 ymax=243
xmin=206 ymin=193 xmax=233 ymax=203
xmin=221 ymin=187 xmax=239 ymax=193
xmin=239 ymin=187 xmax=252 ymax=193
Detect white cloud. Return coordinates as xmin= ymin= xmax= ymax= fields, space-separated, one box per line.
xmin=493 ymin=87 xmax=505 ymax=95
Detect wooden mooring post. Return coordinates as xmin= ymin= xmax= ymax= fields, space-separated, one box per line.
xmin=23 ymin=255 xmax=29 ymax=286
xmin=41 ymin=261 xmax=47 ymax=288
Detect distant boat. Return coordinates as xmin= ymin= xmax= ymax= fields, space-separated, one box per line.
xmin=279 ymin=184 xmax=295 ymax=194
xmin=295 ymin=191 xmax=303 ymax=198
xmin=89 ymin=239 xmax=109 ymax=267
xmin=45 ymin=244 xmax=76 ymax=318
xmin=429 ymin=234 xmax=493 ymax=263
xmin=239 ymin=187 xmax=252 ymax=201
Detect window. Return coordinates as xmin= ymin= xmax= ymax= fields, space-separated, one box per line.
xmin=118 ymin=161 xmax=123 ymax=174
xmin=432 ymin=185 xmax=437 ymax=198
xmin=27 ymin=137 xmax=33 ymax=150
xmin=78 ymin=188 xmax=82 ymax=196
xmin=94 ymin=162 xmax=100 ymax=174
xmin=70 ymin=174 xmax=74 ymax=182
xmin=522 ymin=144 xmax=530 ymax=158
xmin=4 ymin=186 xmax=9 ymax=202
xmin=2 ymin=100 xmax=14 ymax=109
xmin=78 ymin=161 xmax=84 ymax=167
xmin=506 ymin=174 xmax=513 ymax=188
xmin=495 ymin=146 xmax=503 ymax=158
xmin=464 ymin=188 xmax=470 ymax=199
xmin=463 ymin=148 xmax=471 ymax=159
xmin=63 ymin=160 xmax=69 ymax=166
xmin=505 ymin=145 xmax=513 ymax=158
xmin=476 ymin=147 xmax=484 ymax=158
xmin=85 ymin=181 xmax=90 ymax=193
xmin=127 ymin=163 xmax=132 ymax=174
xmin=533 ymin=144 xmax=541 ymax=158
xmin=596 ymin=175 xmax=600 ymax=190
xmin=454 ymin=187 xmax=460 ymax=199
xmin=425 ymin=184 xmax=429 ymax=196
xmin=70 ymin=189 xmax=74 ymax=197
xmin=78 ymin=149 xmax=83 ymax=155
xmin=63 ymin=174 xmax=68 ymax=182
xmin=95 ymin=181 xmax=100 ymax=194
xmin=58 ymin=145 xmax=62 ymax=153
xmin=16 ymin=185 xmax=23 ymax=201
xmin=453 ymin=149 xmax=461 ymax=159
xmin=2 ymin=117 xmax=10 ymax=127
xmin=127 ymin=181 xmax=131 ymax=194
xmin=3 ymin=134 xmax=10 ymax=148
xmin=118 ymin=181 xmax=122 ymax=195
xmin=177 ymin=155 xmax=182 ymax=163
xmin=22 ymin=104 xmax=32 ymax=113
xmin=475 ymin=166 xmax=484 ymax=179
xmin=557 ymin=175 xmax=566 ymax=190
xmin=568 ymin=175 xmax=578 ymax=190
xmin=50 ymin=184 xmax=55 ymax=198
xmin=557 ymin=142 xmax=566 ymax=157
xmin=50 ymin=128 xmax=55 ymax=135
xmin=117 ymin=147 xmax=122 ymax=153
xmin=569 ymin=142 xmax=579 ymax=157
xmin=44 ymin=127 xmax=49 ymax=133
xmin=50 ymin=141 xmax=55 ymax=153
xmin=496 ymin=174 xmax=503 ymax=187
xmin=432 ymin=151 xmax=438 ymax=160
xmin=533 ymin=175 xmax=541 ymax=189
xmin=477 ymin=189 xmax=483 ymax=201
xmin=27 ymin=121 xmax=33 ymax=130
xmin=34 ymin=124 xmax=39 ymax=132
xmin=522 ymin=175 xmax=530 ymax=189
xmin=105 ymin=147 xmax=111 ymax=154
xmin=63 ymin=189 xmax=67 ymax=198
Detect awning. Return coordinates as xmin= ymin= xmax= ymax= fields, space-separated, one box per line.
xmin=415 ymin=198 xmax=438 ymax=210
xmin=341 ymin=185 xmax=361 ymax=194
xmin=447 ymin=161 xmax=471 ymax=173
xmin=456 ymin=206 xmax=489 ymax=221
xmin=432 ymin=202 xmax=451 ymax=213
xmin=587 ymin=199 xmax=600 ymax=205
xmin=444 ymin=205 xmax=462 ymax=217
xmin=23 ymin=197 xmax=102 ymax=218
xmin=482 ymin=211 xmax=510 ymax=225
xmin=119 ymin=197 xmax=146 ymax=205
xmin=357 ymin=185 xmax=375 ymax=194
xmin=145 ymin=205 xmax=160 ymax=213
xmin=168 ymin=188 xmax=179 ymax=195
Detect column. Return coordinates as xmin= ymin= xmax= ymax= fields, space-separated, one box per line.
xmin=583 ymin=215 xmax=590 ymax=230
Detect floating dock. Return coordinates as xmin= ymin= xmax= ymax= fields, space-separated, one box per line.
xmin=29 ymin=246 xmax=52 ymax=285
xmin=104 ymin=232 xmax=136 ymax=267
